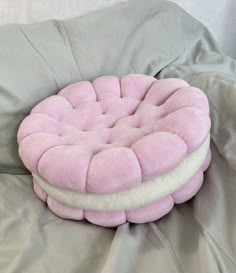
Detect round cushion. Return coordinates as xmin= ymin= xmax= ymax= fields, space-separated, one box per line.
xmin=17 ymin=74 xmax=211 ymax=227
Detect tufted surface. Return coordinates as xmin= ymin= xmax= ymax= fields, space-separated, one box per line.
xmin=18 ymin=74 xmax=211 ymax=226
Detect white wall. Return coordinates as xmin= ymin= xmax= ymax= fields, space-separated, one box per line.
xmin=171 ymin=0 xmax=236 ymax=58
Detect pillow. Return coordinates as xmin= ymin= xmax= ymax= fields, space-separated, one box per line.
xmin=17 ymin=74 xmax=211 ymax=226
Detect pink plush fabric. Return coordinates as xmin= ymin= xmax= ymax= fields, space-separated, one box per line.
xmin=18 ymin=74 xmax=211 ymax=227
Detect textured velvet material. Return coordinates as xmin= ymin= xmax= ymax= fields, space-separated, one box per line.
xmin=18 ymin=74 xmax=211 ymax=226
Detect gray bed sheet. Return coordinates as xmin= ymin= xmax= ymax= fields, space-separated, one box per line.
xmin=0 ymin=0 xmax=236 ymax=272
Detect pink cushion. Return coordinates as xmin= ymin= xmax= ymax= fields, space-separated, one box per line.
xmin=18 ymin=74 xmax=211 ymax=227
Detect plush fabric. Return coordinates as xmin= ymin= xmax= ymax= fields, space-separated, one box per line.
xmin=18 ymin=74 xmax=211 ymax=226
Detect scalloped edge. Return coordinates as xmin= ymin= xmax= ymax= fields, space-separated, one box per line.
xmin=33 ymin=134 xmax=210 ymax=212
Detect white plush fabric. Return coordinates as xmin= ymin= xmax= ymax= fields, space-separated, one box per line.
xmin=33 ymin=134 xmax=210 ymax=212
